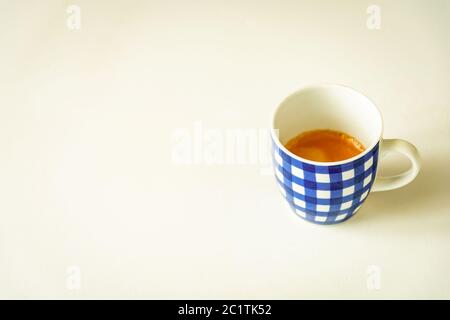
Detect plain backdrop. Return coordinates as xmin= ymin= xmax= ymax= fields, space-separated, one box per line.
xmin=0 ymin=0 xmax=449 ymax=299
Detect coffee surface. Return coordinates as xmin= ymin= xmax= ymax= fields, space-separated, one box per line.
xmin=285 ymin=129 xmax=365 ymax=162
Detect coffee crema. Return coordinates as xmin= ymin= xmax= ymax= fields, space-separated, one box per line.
xmin=284 ymin=129 xmax=365 ymax=162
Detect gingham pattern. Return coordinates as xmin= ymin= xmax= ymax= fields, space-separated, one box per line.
xmin=272 ymin=139 xmax=379 ymax=224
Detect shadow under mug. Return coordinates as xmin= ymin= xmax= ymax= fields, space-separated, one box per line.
xmin=271 ymin=84 xmax=421 ymax=225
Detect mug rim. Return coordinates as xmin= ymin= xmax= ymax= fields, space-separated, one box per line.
xmin=270 ymin=83 xmax=384 ymax=166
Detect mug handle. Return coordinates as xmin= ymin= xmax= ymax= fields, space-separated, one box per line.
xmin=371 ymin=139 xmax=421 ymax=192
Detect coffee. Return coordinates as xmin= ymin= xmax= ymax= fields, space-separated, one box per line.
xmin=285 ymin=129 xmax=365 ymax=162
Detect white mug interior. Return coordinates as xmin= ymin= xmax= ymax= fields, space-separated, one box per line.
xmin=272 ymin=84 xmax=383 ymax=165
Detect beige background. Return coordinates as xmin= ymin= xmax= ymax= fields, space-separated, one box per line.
xmin=0 ymin=0 xmax=449 ymax=299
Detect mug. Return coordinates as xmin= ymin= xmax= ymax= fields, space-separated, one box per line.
xmin=270 ymin=84 xmax=421 ymax=224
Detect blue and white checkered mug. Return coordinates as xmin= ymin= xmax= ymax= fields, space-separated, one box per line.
xmin=271 ymin=85 xmax=421 ymax=224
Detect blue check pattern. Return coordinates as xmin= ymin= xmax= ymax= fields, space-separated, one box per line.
xmin=272 ymin=139 xmax=379 ymax=224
